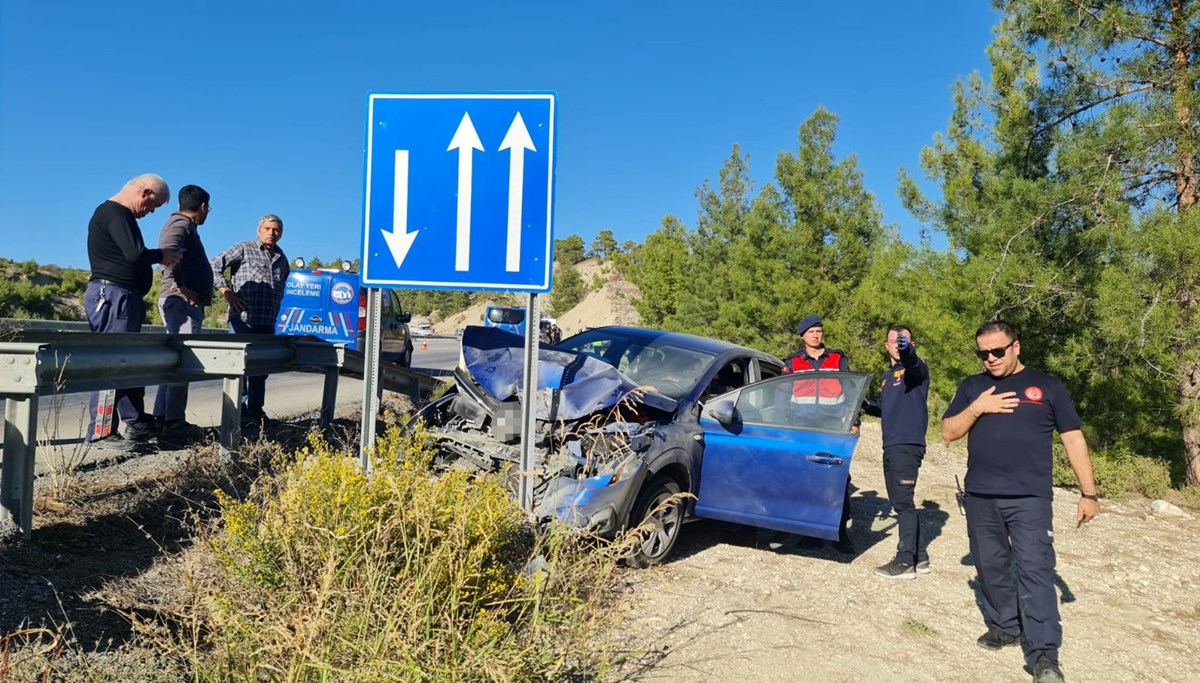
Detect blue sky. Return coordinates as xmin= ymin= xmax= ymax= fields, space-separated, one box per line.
xmin=0 ymin=1 xmax=998 ymax=270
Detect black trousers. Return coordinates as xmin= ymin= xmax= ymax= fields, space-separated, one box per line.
xmin=965 ymin=494 xmax=1061 ymax=668
xmin=84 ymin=280 xmax=148 ymax=439
xmin=883 ymin=444 xmax=927 ymax=564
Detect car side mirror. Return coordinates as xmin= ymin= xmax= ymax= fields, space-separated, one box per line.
xmin=401 ymin=311 xmax=412 ymax=323
xmin=709 ymin=398 xmax=738 ymax=425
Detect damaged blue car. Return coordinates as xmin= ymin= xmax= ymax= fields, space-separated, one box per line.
xmin=412 ymin=325 xmax=871 ymax=566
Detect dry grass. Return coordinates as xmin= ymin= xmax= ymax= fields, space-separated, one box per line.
xmin=107 ymin=426 xmax=629 ymax=681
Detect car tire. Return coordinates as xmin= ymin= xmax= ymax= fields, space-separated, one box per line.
xmin=625 ymin=475 xmax=684 ymax=568
xmin=401 ymin=349 xmax=412 ymax=368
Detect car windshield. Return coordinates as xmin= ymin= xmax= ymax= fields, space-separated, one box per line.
xmin=486 ymin=307 xmax=525 ymax=325
xmin=559 ymin=329 xmax=716 ymax=400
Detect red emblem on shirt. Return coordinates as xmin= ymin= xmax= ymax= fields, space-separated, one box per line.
xmin=1025 ymin=386 xmax=1044 ymax=401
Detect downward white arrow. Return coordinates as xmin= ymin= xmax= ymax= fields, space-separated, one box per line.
xmin=499 ymin=112 xmax=536 ymax=273
xmin=381 ymin=150 xmax=418 ymax=269
xmin=447 ymin=113 xmax=483 ymax=272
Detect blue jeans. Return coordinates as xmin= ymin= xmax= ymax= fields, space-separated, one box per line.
xmin=152 ymin=296 xmax=205 ymax=423
xmin=228 ymin=318 xmax=274 ymax=413
xmin=84 ymin=280 xmax=148 ymax=439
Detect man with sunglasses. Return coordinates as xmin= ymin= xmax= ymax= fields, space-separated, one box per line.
xmin=942 ymin=320 xmax=1099 ymax=683
xmin=863 ymin=325 xmax=930 ymax=580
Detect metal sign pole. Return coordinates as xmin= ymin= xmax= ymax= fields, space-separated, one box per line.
xmin=359 ymin=287 xmax=383 ymax=472
xmin=518 ymin=293 xmax=541 ymax=512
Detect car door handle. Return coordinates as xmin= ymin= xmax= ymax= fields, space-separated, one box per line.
xmin=806 ymin=454 xmax=843 ymax=466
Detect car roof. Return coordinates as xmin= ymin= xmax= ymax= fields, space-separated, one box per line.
xmin=577 ymin=325 xmax=781 ymax=360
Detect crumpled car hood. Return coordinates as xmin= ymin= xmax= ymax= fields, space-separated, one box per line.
xmin=460 ymin=326 xmax=678 ymax=421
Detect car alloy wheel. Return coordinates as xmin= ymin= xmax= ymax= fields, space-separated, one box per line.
xmin=626 ymin=475 xmax=683 ymax=568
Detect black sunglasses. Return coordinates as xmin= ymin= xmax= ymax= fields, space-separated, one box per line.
xmin=975 ymin=341 xmax=1015 ymax=361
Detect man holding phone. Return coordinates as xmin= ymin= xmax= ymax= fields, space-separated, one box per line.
xmin=941 ymin=320 xmax=1099 ymax=683
xmin=863 ymin=324 xmax=930 ymax=580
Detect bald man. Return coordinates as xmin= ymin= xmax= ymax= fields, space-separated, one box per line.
xmin=85 ymin=174 xmax=180 ymax=451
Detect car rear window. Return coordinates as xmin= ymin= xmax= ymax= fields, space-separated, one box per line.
xmin=487 ymin=307 xmax=525 ymax=325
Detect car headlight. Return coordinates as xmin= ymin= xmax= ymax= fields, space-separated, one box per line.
xmin=608 ymin=454 xmax=642 ymax=486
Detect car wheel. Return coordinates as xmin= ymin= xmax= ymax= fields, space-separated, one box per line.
xmin=402 ymin=349 xmax=412 ymax=368
xmin=625 ymin=475 xmax=684 ymax=568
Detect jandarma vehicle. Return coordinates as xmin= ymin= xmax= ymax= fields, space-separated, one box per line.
xmin=409 ymin=325 xmax=870 ymax=566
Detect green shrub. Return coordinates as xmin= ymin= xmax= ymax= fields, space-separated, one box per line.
xmin=183 ymin=425 xmax=620 ymax=681
xmin=1053 ymin=444 xmax=1172 ymax=500
xmin=1180 ymin=485 xmax=1200 ymax=510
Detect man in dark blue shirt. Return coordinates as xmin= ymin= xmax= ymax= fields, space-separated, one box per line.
xmin=863 ymin=325 xmax=930 ymax=579
xmin=942 ymin=320 xmax=1099 ymax=683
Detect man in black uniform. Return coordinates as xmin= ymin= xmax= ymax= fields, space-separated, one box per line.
xmin=941 ymin=320 xmax=1099 ymax=683
xmin=85 ymin=174 xmax=180 ymax=450
xmin=863 ymin=325 xmax=930 ymax=579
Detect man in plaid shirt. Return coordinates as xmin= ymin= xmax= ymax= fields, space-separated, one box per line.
xmin=211 ymin=214 xmax=290 ymax=424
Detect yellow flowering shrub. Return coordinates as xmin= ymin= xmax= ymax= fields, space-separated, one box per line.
xmin=197 ymin=424 xmax=620 ymax=680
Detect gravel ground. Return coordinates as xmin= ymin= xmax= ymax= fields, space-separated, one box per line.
xmin=606 ymin=420 xmax=1200 ymax=682
xmin=3 ymin=406 xmax=1197 ymax=682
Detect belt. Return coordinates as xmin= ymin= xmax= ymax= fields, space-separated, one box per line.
xmin=91 ymin=278 xmax=130 ymax=288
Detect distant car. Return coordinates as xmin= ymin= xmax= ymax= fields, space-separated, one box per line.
xmin=413 ymin=322 xmax=434 ymax=337
xmin=276 ymin=268 xmax=414 ymax=367
xmin=409 ymin=325 xmax=869 ymax=566
xmin=483 ymin=305 xmax=526 ymax=336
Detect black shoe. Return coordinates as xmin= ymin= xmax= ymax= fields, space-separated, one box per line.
xmin=88 ymin=433 xmax=134 ymax=451
xmin=916 ymin=559 xmax=931 ymax=574
xmin=124 ymin=425 xmax=157 ymax=448
xmin=977 ymin=626 xmax=1021 ymax=651
xmin=874 ymin=559 xmax=916 ymax=579
xmin=157 ymin=420 xmax=203 ymax=449
xmin=1033 ymin=656 xmax=1065 ymax=682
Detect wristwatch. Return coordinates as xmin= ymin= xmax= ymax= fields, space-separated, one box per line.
xmin=1081 ymin=493 xmax=1099 ymax=501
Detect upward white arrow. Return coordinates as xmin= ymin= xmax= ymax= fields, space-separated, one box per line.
xmin=381 ymin=150 xmax=419 ymax=269
xmin=499 ymin=112 xmax=536 ymax=273
xmin=447 ymin=113 xmax=483 ymax=272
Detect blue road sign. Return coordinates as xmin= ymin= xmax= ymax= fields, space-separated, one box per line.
xmin=360 ymin=92 xmax=557 ymax=292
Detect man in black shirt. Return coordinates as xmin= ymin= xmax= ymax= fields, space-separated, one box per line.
xmin=863 ymin=324 xmax=930 ymax=579
xmin=942 ymin=320 xmax=1099 ymax=683
xmin=85 ymin=174 xmax=180 ymax=450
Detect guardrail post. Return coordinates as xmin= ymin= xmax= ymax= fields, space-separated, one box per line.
xmin=320 ymin=367 xmax=338 ymax=428
xmin=220 ymin=375 xmax=245 ymax=458
xmin=1 ymin=395 xmax=39 ymax=539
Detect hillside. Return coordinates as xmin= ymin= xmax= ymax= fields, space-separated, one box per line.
xmin=0 ymin=258 xmax=88 ymax=320
xmin=426 ymin=258 xmax=641 ymax=336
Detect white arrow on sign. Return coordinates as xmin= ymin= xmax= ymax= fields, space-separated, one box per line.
xmin=381 ymin=150 xmax=419 ymax=269
xmin=447 ymin=113 xmax=484 ymax=272
xmin=499 ymin=112 xmax=536 ymax=273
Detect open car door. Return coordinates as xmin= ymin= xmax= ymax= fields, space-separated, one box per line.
xmin=694 ymin=371 xmax=871 ymax=541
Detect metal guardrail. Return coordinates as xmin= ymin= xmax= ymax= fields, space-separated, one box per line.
xmin=342 ymin=349 xmax=445 ymax=399
xmin=0 ymin=327 xmax=350 ymax=540
xmin=0 ymin=318 xmax=228 ymax=335
xmin=0 ymin=320 xmax=449 ymax=534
